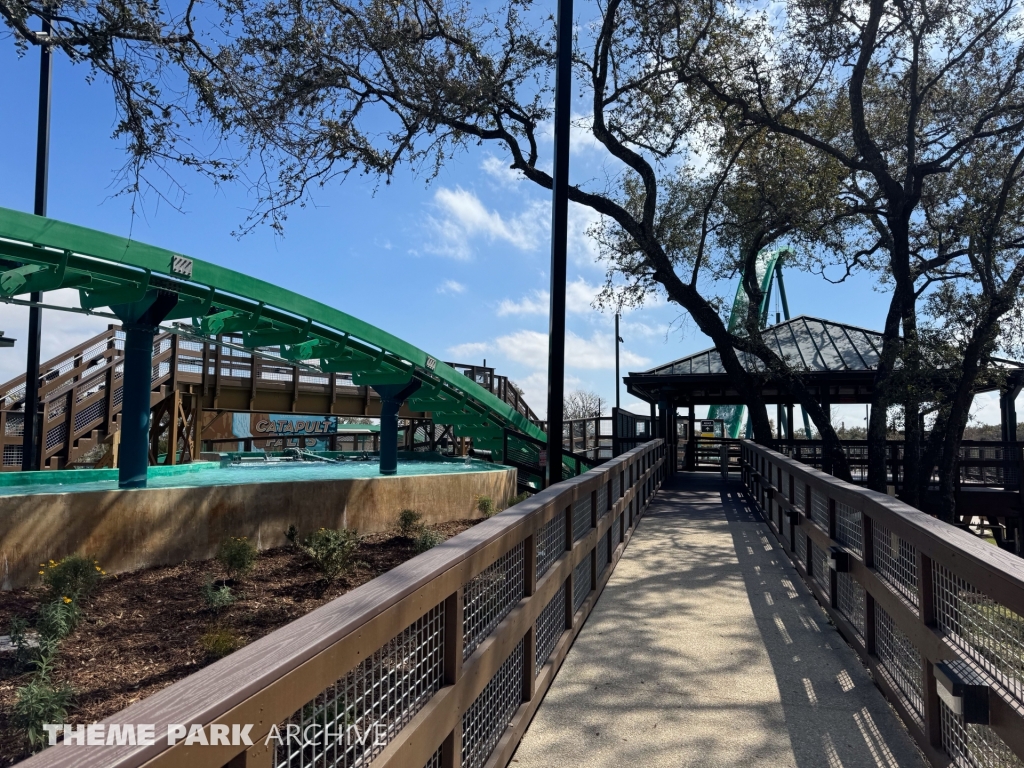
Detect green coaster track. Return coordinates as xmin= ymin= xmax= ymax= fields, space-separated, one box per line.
xmin=0 ymin=206 xmax=572 ymax=481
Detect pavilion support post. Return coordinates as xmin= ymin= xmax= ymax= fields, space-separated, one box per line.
xmin=776 ymin=402 xmax=784 ymax=440
xmin=820 ymin=384 xmax=833 ymax=475
xmin=687 ymin=403 xmax=695 ymax=472
xmin=786 ymin=404 xmax=794 ymax=441
xmin=372 ymin=379 xmax=421 ymax=476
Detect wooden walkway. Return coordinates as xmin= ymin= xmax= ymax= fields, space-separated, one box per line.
xmin=512 ymin=473 xmax=927 ymax=768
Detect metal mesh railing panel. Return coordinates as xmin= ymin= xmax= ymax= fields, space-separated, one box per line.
xmin=423 ymin=747 xmax=443 ymax=768
xmin=811 ymin=491 xmax=829 ymax=532
xmin=536 ymin=514 xmax=564 ymax=579
xmin=275 ymin=602 xmax=444 ymax=768
xmin=597 ymin=483 xmax=607 ymax=513
xmin=933 ymin=562 xmax=1024 ymax=702
xmin=73 ymin=398 xmax=106 ymax=433
xmin=836 ymin=572 xmax=865 ymax=639
xmin=3 ymin=444 xmax=23 ymax=466
xmin=44 ymin=423 xmax=67 ymax=452
xmin=5 ymin=413 xmax=24 ymax=436
xmin=874 ymin=602 xmax=923 ymax=722
xmin=597 ymin=530 xmax=610 ymax=576
xmin=611 ymin=473 xmax=620 ymax=501
xmin=795 ymin=527 xmax=807 ymax=566
xmin=461 ymin=639 xmax=524 ymax=768
xmin=535 ymin=583 xmax=566 ymax=674
xmin=572 ymin=494 xmax=591 ymax=542
xmin=572 ymin=555 xmax=591 ymax=614
xmin=835 ymin=501 xmax=863 ymax=555
xmin=873 ymin=521 xmax=919 ymax=609
xmin=463 ymin=543 xmax=525 ymax=660
xmin=812 ymin=542 xmax=830 ymax=594
xmin=794 ymin=481 xmax=805 ymax=513
xmin=940 ymin=698 xmax=1024 ymax=768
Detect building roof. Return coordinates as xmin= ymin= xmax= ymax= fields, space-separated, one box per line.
xmin=639 ymin=316 xmax=884 ymax=377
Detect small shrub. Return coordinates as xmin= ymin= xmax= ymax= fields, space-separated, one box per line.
xmin=200 ymin=628 xmax=240 ymax=659
xmin=201 ymin=578 xmax=235 ymax=612
xmin=8 ymin=616 xmax=30 ymax=665
xmin=217 ymin=537 xmax=258 ymax=580
xmin=285 ymin=525 xmax=299 ymax=546
xmin=477 ymin=496 xmax=496 ymax=518
xmin=397 ymin=509 xmax=423 ymax=538
xmin=41 ymin=555 xmax=102 ymax=602
xmin=37 ymin=598 xmax=79 ymax=643
xmin=415 ymin=530 xmax=444 ymax=553
xmin=12 ymin=676 xmax=73 ymax=751
xmin=509 ymin=491 xmax=531 ymax=506
xmin=301 ymin=528 xmax=359 ymax=581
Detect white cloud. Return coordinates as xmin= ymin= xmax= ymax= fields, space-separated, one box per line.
xmin=0 ymin=289 xmax=112 ymax=385
xmin=437 ymin=280 xmax=466 ymax=295
xmin=497 ymin=278 xmax=602 ymax=318
xmin=422 ymin=187 xmax=545 ymax=260
xmin=446 ymin=341 xmax=490 ymax=361
xmin=481 ymin=155 xmax=526 ymax=185
xmin=509 ymin=370 xmax=587 ymax=421
xmin=494 ymin=329 xmax=649 ymax=370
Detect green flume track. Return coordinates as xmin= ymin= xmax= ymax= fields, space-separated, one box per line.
xmin=0 ymin=207 xmax=569 ymax=476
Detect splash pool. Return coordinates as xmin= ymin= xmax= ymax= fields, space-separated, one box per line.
xmin=0 ymin=457 xmax=500 ymax=497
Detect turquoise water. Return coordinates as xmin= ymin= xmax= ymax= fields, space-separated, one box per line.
xmin=0 ymin=458 xmax=502 ymax=497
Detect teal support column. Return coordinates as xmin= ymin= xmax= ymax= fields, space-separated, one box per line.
xmin=372 ymin=379 xmax=421 ymax=476
xmin=119 ymin=324 xmax=157 ymax=488
xmin=110 ymin=290 xmax=178 ymax=489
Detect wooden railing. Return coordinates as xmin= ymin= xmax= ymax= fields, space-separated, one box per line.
xmin=19 ymin=439 xmax=665 ymax=768
xmin=741 ymin=441 xmax=1024 ymax=768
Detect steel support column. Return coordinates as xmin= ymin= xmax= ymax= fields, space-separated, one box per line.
xmin=118 ymin=324 xmax=157 ymax=488
xmin=374 ymin=379 xmax=422 ymax=476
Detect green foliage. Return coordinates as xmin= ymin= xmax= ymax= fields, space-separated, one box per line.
xmin=200 ymin=628 xmax=240 ymax=659
xmin=415 ymin=530 xmax=444 ymax=553
xmin=41 ymin=554 xmax=101 ymax=602
xmin=476 ymin=496 xmax=496 ymax=518
xmin=397 ymin=509 xmax=423 ymax=538
xmin=301 ymin=528 xmax=359 ymax=581
xmin=8 ymin=616 xmax=30 ymax=665
xmin=217 ymin=537 xmax=258 ymax=580
xmin=12 ymin=676 xmax=73 ymax=751
xmin=201 ymin=578 xmax=236 ymax=612
xmin=285 ymin=525 xmax=299 ymax=546
xmin=508 ymin=491 xmax=531 ymax=506
xmin=37 ymin=598 xmax=79 ymax=643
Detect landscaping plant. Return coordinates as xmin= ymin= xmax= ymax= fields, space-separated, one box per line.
xmin=217 ymin=537 xmax=258 ymax=580
xmin=415 ymin=530 xmax=444 ymax=553
xmin=200 ymin=628 xmax=240 ymax=659
xmin=37 ymin=598 xmax=79 ymax=643
xmin=40 ymin=554 xmax=102 ymax=602
xmin=201 ymin=578 xmax=235 ymax=612
xmin=397 ymin=509 xmax=423 ymax=538
xmin=477 ymin=496 xmax=496 ymax=518
xmin=11 ymin=675 xmax=73 ymax=751
xmin=301 ymin=528 xmax=359 ymax=581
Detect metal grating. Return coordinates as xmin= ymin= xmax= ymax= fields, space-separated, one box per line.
xmin=874 ymin=602 xmax=923 ymax=722
xmin=834 ymin=501 xmax=863 ymax=555
xmin=536 ymin=514 xmax=564 ymax=578
xmin=3 ymin=444 xmax=22 ymax=466
xmin=5 ymin=413 xmax=24 ymax=436
xmin=461 ymin=639 xmax=524 ymax=768
xmin=872 ymin=521 xmax=919 ymax=608
xmin=73 ymin=398 xmax=106 ymax=433
xmin=44 ymin=423 xmax=67 ymax=451
xmin=463 ymin=543 xmax=525 ymax=660
xmin=275 ymin=602 xmax=444 ymax=768
xmin=423 ymin=747 xmax=442 ymax=768
xmin=597 ymin=530 xmax=610 ymax=576
xmin=836 ymin=572 xmax=865 ymax=638
xmin=933 ymin=562 xmax=1024 ymax=702
xmin=794 ymin=481 xmax=805 ymax=513
xmin=811 ymin=491 xmax=829 ymax=532
xmin=940 ymin=698 xmax=1024 ymax=768
xmin=572 ymin=494 xmax=592 ymax=542
xmin=611 ymin=473 xmax=620 ymax=501
xmin=812 ymin=542 xmax=830 ymax=594
xmin=113 ymin=385 xmax=124 ymax=407
xmin=535 ymin=583 xmax=566 ymax=675
xmin=597 ymin=482 xmax=608 ymax=514
xmin=795 ymin=528 xmax=807 ymax=566
xmin=572 ymin=555 xmax=591 ymax=614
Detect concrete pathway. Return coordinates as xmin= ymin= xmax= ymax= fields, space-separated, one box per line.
xmin=512 ymin=474 xmax=926 ymax=768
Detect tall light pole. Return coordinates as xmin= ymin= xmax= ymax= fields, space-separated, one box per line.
xmin=544 ymin=0 xmax=573 ymax=488
xmin=615 ymin=313 xmax=623 ymax=412
xmin=22 ymin=12 xmax=52 ymax=472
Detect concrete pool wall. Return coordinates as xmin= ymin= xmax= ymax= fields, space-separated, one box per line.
xmin=0 ymin=464 xmax=516 ymax=589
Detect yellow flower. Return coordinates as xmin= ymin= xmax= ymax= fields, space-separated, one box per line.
xmin=38 ymin=570 xmax=44 ymax=575
xmin=95 ymin=566 xmax=102 ymax=571
xmin=62 ymin=596 xmax=72 ymax=604
xmin=100 ymin=570 xmax=106 ymax=575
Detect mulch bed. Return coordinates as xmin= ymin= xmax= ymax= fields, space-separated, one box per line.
xmin=0 ymin=519 xmax=481 ymax=766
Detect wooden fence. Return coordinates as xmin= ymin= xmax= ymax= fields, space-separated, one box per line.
xmin=742 ymin=441 xmax=1024 ymax=768
xmin=17 ymin=439 xmax=665 ymax=768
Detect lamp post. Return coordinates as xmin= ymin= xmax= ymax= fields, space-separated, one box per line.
xmin=615 ymin=312 xmax=623 ymax=411
xmin=544 ymin=0 xmax=573 ymax=488
xmin=22 ymin=11 xmax=52 ymax=472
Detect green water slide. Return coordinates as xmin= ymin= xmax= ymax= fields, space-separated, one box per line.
xmin=0 ymin=206 xmax=568 ymax=479
xmin=709 ymin=247 xmax=809 ymax=439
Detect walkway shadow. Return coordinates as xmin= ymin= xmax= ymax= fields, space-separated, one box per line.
xmin=512 ymin=473 xmax=925 ymax=768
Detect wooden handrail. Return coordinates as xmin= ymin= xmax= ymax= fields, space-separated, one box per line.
xmin=14 ymin=439 xmax=666 ymax=768
xmin=740 ymin=440 xmax=1024 ymax=767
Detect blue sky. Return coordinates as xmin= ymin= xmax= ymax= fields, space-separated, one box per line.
xmin=0 ymin=40 xmax=1014 ymax=426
